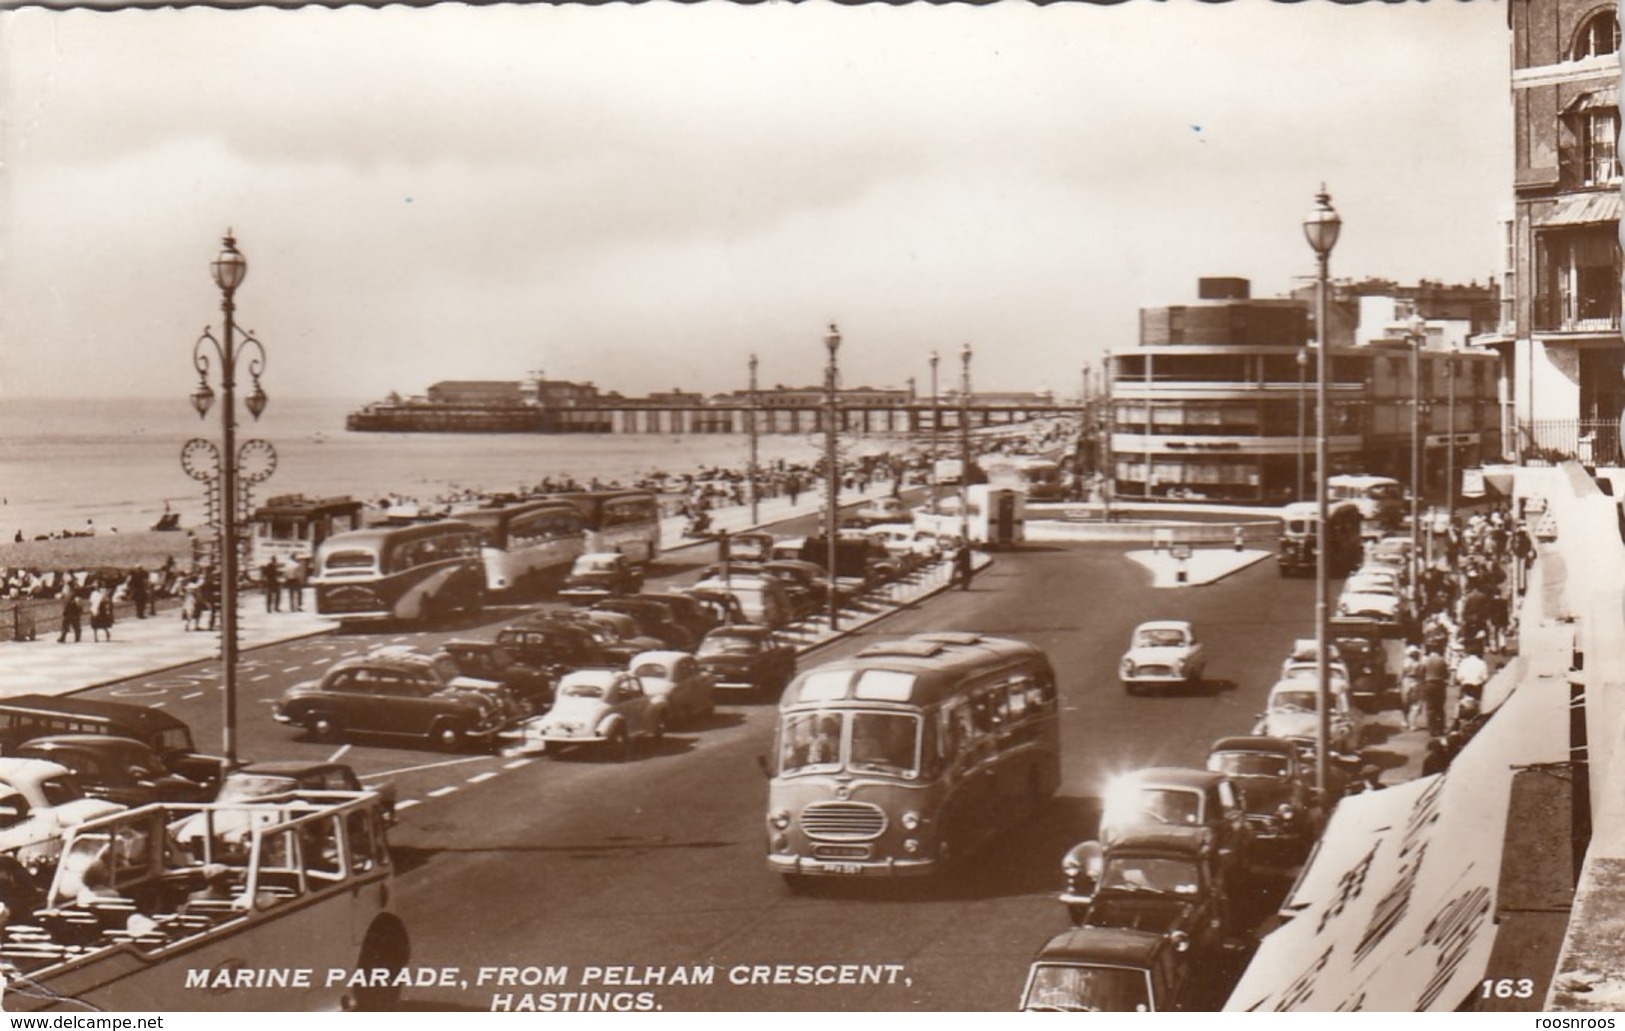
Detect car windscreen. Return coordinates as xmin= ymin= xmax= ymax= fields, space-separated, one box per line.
xmin=1024 ymin=964 xmax=1152 ymax=1013
xmin=561 ymin=682 xmax=606 ymax=699
xmin=632 ymin=663 xmax=671 ymax=680
xmin=1136 ymin=629 xmax=1186 ymax=648
xmin=1270 ymin=689 xmax=1320 ymax=712
xmin=1210 ymin=752 xmax=1290 ymax=778
xmin=697 ymin=634 xmax=758 ymax=657
xmin=1100 ymin=856 xmax=1202 ymax=895
xmin=216 ymin=773 xmax=298 ymax=803
xmin=323 ymin=549 xmax=377 ymax=571
xmin=38 ymin=775 xmax=84 ymax=806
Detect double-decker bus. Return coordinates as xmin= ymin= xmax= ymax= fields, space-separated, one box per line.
xmin=766 ymin=631 xmax=1060 ymax=887
xmin=1327 ymin=474 xmax=1405 ymax=535
xmin=0 ymin=790 xmax=407 ymax=1012
xmin=249 ymin=495 xmax=365 ymax=572
xmin=1277 ymin=500 xmax=1364 ymax=578
xmin=312 ymin=520 xmax=484 ymax=624
xmin=560 ymin=490 xmax=662 ymax=565
xmin=459 ymin=499 xmax=587 ymax=594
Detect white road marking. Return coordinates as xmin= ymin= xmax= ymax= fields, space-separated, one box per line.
xmin=467 ymin=772 xmax=498 ymax=784
xmin=182 ymin=691 xmax=204 ymax=700
xmin=282 ymin=666 xmax=304 ymax=673
xmin=427 ymin=786 xmax=457 ymax=798
xmin=502 ymin=759 xmax=532 ymax=770
xmin=328 ymin=744 xmax=351 ymax=763
xmin=363 ymin=755 xmax=490 ymax=779
xmin=396 ymin=799 xmax=420 ymax=811
xmin=252 ymin=674 xmax=271 ymax=681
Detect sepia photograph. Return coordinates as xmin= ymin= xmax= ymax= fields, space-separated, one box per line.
xmin=0 ymin=0 xmax=1620 ymax=1015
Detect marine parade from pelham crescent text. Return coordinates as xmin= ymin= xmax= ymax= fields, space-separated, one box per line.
xmin=183 ymin=962 xmax=914 ymax=1012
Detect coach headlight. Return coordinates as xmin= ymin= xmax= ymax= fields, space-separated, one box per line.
xmin=901 ymin=811 xmax=923 ymax=831
xmin=770 ymin=808 xmax=792 ymax=830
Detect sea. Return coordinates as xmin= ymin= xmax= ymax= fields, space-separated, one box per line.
xmin=0 ymin=397 xmax=892 ymax=540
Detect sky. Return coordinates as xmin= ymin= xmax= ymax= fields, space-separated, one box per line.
xmin=0 ymin=0 xmax=1514 ymax=403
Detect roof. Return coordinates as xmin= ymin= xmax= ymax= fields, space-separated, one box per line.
xmin=0 ymin=694 xmax=190 ymax=732
xmin=784 ymin=633 xmax=1049 ymax=709
xmin=629 ymin=650 xmax=689 ymax=666
xmin=1537 ymin=191 xmax=1622 ymax=228
xmin=1101 ymin=825 xmax=1214 ymax=855
xmin=0 ymin=757 xmax=72 ymax=784
xmin=1134 ymin=620 xmax=1192 ymax=633
xmin=15 ymin=734 xmax=154 ymax=756
xmin=1117 ymin=767 xmax=1224 ymax=791
xmin=1034 ymin=925 xmax=1167 ymax=966
xmin=1209 ymin=736 xmax=1298 ymax=757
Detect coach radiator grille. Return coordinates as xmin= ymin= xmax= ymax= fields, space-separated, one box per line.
xmin=800 ymin=801 xmax=886 ymax=841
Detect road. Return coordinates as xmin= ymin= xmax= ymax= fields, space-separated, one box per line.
xmin=80 ymin=531 xmax=1322 ymax=1011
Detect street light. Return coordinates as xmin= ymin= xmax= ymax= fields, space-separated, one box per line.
xmin=1302 ymin=186 xmax=1341 ymax=805
xmin=1101 ymin=349 xmax=1114 ymax=523
xmin=1296 ymin=347 xmax=1308 ymax=501
xmin=183 ymin=231 xmax=272 ymax=767
xmin=748 ymin=353 xmax=760 ymax=525
xmin=1408 ymin=317 xmax=1425 ymax=594
xmin=930 ymin=351 xmax=941 ymax=514
xmin=823 ymin=324 xmax=841 ymax=631
xmin=959 ymin=343 xmax=973 ymax=543
xmin=1446 ymin=355 xmax=1457 ymax=527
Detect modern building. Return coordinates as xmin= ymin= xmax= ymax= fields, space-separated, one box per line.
xmin=1482 ymin=0 xmax=1621 ymax=463
xmin=1100 ymin=278 xmax=1500 ymax=504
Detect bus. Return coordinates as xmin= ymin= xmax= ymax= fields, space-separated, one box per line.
xmin=983 ymin=456 xmax=1069 ymax=502
xmin=1278 ymin=500 xmax=1364 ymax=578
xmin=1327 ymin=475 xmax=1405 ymax=535
xmin=312 ymin=520 xmax=485 ymax=624
xmin=766 ymin=631 xmax=1060 ymax=887
xmin=249 ymin=495 xmax=365 ymax=572
xmin=458 ymin=499 xmax=587 ymax=594
xmin=560 ymin=490 xmax=662 ymax=565
xmin=0 ymin=790 xmax=408 ymax=1011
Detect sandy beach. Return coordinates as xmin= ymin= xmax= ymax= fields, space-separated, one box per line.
xmin=0 ymin=530 xmax=198 ymax=574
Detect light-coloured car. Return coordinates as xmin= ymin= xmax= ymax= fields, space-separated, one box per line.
xmin=628 ymin=651 xmax=715 ymax=729
xmin=0 ymin=758 xmax=123 ymax=873
xmin=1252 ymin=679 xmax=1363 ymax=756
xmin=1120 ymin=621 xmax=1207 ymax=695
xmin=506 ymin=669 xmax=661 ymax=759
xmin=690 ymin=575 xmax=793 ymax=629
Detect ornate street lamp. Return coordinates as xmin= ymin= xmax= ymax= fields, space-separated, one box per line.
xmin=959 ymin=343 xmax=973 ymax=543
xmin=824 ymin=324 xmax=841 ymax=631
xmin=182 ymin=231 xmax=274 ymax=767
xmin=748 ymin=353 xmax=760 ymax=525
xmin=1409 ymin=317 xmax=1426 ymax=594
xmin=1296 ymin=347 xmax=1308 ymax=501
xmin=929 ymin=351 xmax=941 ymax=515
xmin=1302 ymin=187 xmax=1341 ymax=804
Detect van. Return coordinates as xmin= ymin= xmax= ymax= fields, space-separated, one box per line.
xmin=0 ymin=695 xmax=222 ymax=787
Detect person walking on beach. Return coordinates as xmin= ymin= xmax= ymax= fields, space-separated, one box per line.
xmin=57 ymin=590 xmax=83 ymax=643
xmin=261 ymin=560 xmax=281 ymax=613
xmin=88 ymin=583 xmax=113 ymax=642
xmin=282 ymin=555 xmax=304 ymax=612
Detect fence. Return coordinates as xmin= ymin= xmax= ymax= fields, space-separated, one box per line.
xmin=1521 ymin=419 xmax=1623 ymax=466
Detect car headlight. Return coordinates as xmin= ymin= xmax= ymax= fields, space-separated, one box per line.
xmin=770 ymin=808 xmax=792 ymax=830
xmin=1120 ymin=658 xmax=1135 ymax=677
xmin=1276 ymin=803 xmax=1297 ymax=821
xmin=1062 ymin=854 xmax=1082 ymax=877
xmin=901 ymin=811 xmax=923 ymax=831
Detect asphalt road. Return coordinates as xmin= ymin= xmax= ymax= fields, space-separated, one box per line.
xmin=81 ymin=532 xmax=1322 ymax=1012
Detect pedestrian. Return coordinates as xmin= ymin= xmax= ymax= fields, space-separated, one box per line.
xmin=262 ymin=560 xmax=281 ymax=613
xmin=282 ymin=555 xmax=305 ymax=612
xmin=1454 ymin=645 xmax=1489 ymax=706
xmin=202 ymin=577 xmax=219 ymax=631
xmin=128 ymin=566 xmax=149 ymax=620
xmin=1420 ymin=646 xmax=1450 ymax=738
xmin=1399 ymin=645 xmax=1424 ymax=732
xmin=180 ymin=579 xmax=200 ymax=631
xmin=57 ymin=590 xmax=83 ymax=643
xmin=954 ymin=540 xmax=975 ymax=591
xmin=88 ymin=583 xmax=113 ymax=642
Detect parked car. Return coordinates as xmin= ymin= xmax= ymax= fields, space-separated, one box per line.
xmin=0 ymin=695 xmax=223 ymax=790
xmin=172 ymin=761 xmax=398 ymax=854
xmin=761 ymin=559 xmax=852 ymax=609
xmin=681 ymin=588 xmax=750 ymax=629
xmin=505 ymin=669 xmax=662 ymax=759
xmin=1253 ymin=678 xmax=1364 ymax=756
xmin=1204 ymin=736 xmax=1320 ymax=855
xmin=436 ymin=640 xmax=554 ymax=715
xmin=496 ymin=617 xmax=614 ymax=673
xmin=0 ymin=758 xmax=123 ymax=873
xmin=593 ymin=597 xmax=697 ymax=650
xmin=1098 ymin=767 xmax=1251 ymax=886
xmin=1019 ymin=925 xmax=1193 ymax=1012
xmin=628 ymin=651 xmax=715 ymax=729
xmin=1058 ymin=825 xmax=1234 ymax=959
xmin=1119 ymin=621 xmax=1207 ymax=695
xmin=842 ymin=496 xmax=911 ymax=528
xmin=1329 ymin=616 xmax=1395 ymax=710
xmin=689 ymin=575 xmax=794 ymax=629
xmin=565 ymin=610 xmax=664 ymax=662
xmin=862 ymin=523 xmax=939 ymax=570
xmin=560 ymin=551 xmax=644 ymax=602
xmin=725 ymin=531 xmax=776 ymax=563
xmin=273 ymin=651 xmax=517 ymax=751
xmin=10 ymin=736 xmax=212 ymax=807
xmin=637 ymin=591 xmax=725 ymax=641
xmin=695 ymin=624 xmax=797 ymax=699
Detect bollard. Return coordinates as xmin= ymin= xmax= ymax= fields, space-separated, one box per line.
xmin=1176 ymin=559 xmax=1189 ymax=585
xmin=1234 ymin=526 xmax=1245 ymax=552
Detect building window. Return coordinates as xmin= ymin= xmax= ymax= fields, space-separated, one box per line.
xmin=1573 ymin=10 xmax=1620 ymax=60
xmin=1536 ymin=228 xmax=1621 ymax=331
xmin=1583 ymin=109 xmax=1620 ymax=185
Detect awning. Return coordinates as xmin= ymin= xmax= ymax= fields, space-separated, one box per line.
xmin=1537 ymin=191 xmax=1622 ymax=228
xmin=1563 ymin=84 xmax=1619 ymax=114
xmin=1225 ymin=676 xmax=1570 ymax=1011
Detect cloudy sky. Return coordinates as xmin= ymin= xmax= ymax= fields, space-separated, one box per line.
xmin=2 ymin=1 xmax=1512 ymax=402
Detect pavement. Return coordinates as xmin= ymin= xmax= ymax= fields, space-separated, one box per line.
xmin=1126 ymin=547 xmax=1272 ymax=588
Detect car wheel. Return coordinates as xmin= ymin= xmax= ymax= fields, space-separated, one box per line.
xmin=605 ymin=724 xmax=631 ymax=761
xmin=1123 ymin=681 xmax=1141 ymax=697
xmin=307 ymin=714 xmax=343 ymax=743
xmin=433 ymin=721 xmax=467 ymax=752
xmin=350 ymin=915 xmax=410 ymax=1011
xmin=651 ymin=711 xmax=667 ymax=742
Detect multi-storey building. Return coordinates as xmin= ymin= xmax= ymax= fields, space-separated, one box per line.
xmin=1486 ymin=0 xmax=1621 ymax=461
xmin=1102 ymin=278 xmax=1500 ymax=504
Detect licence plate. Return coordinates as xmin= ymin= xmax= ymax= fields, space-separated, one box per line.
xmin=821 ymin=862 xmax=862 ymax=875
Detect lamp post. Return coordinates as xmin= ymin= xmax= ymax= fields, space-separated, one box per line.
xmin=183 ymin=232 xmax=271 ymax=767
xmin=1296 ymin=347 xmax=1308 ymax=501
xmin=1409 ymin=318 xmax=1425 ymax=595
xmin=1102 ymin=349 xmax=1115 ymax=523
xmin=959 ymin=343 xmax=973 ymax=543
xmin=748 ymin=353 xmax=760 ymax=525
xmin=930 ymin=351 xmax=941 ymax=514
xmin=823 ymin=324 xmax=841 ymax=631
xmin=1302 ymin=186 xmax=1341 ymax=805
xmin=1446 ymin=356 xmax=1457 ymax=527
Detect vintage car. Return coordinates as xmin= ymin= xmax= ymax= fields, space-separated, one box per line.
xmin=171 ymin=760 xmax=398 ymax=852
xmin=724 ymin=531 xmax=777 ymax=564
xmin=689 ymin=575 xmax=794 ymax=630
xmin=1253 ymin=678 xmax=1364 ymax=756
xmin=637 ymin=591 xmax=726 ymax=641
xmin=761 ymin=559 xmax=853 ymax=608
xmin=560 ymin=551 xmax=644 ymax=602
xmin=1098 ymin=767 xmax=1250 ymax=885
xmin=842 ymin=496 xmax=911 ymax=529
xmin=593 ymin=597 xmax=698 ymax=650
xmin=1329 ymin=616 xmax=1395 ymax=710
xmin=1204 ymin=736 xmax=1319 ymax=854
xmin=1337 ymin=583 xmax=1404 ymax=629
xmin=505 ymin=669 xmax=662 ymax=758
xmin=0 ymin=758 xmax=123 ymax=873
xmin=10 ymin=736 xmax=212 ymax=808
xmin=436 ymin=639 xmax=554 ymax=715
xmin=695 ymin=624 xmax=797 ymax=699
xmin=1119 ymin=621 xmax=1207 ymax=694
xmin=273 ymin=651 xmax=516 ymax=750
xmin=628 ymin=651 xmax=716 ymax=729
xmin=862 ymin=523 xmax=938 ymax=570
xmin=496 ymin=617 xmax=615 ymax=673
xmin=1058 ymin=826 xmax=1233 ymax=959
xmin=1018 ymin=925 xmax=1192 ymax=1012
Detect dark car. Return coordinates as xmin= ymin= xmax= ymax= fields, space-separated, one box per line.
xmin=632 ymin=592 xmax=722 ymax=642
xmin=1058 ymin=826 xmax=1233 ymax=959
xmin=215 ymin=760 xmax=397 ymax=825
xmin=592 ymin=597 xmax=697 ymax=650
xmin=10 ymin=735 xmax=213 ymax=807
xmin=677 ymin=587 xmax=749 ymax=629
xmin=554 ymin=610 xmax=662 ymax=663
xmin=695 ymin=624 xmax=796 ymax=699
xmin=437 ymin=639 xmax=555 ymax=715
xmin=1205 ymin=736 xmax=1321 ymax=856
xmin=1330 ymin=616 xmax=1395 ymax=710
xmin=496 ymin=616 xmax=609 ymax=673
xmin=0 ymin=695 xmax=224 ymax=790
xmin=1019 ymin=926 xmax=1192 ymax=1012
xmin=272 ymin=651 xmax=516 ymax=751
xmin=560 ymin=552 xmax=644 ymax=602
xmin=1099 ymin=767 xmax=1252 ymax=887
